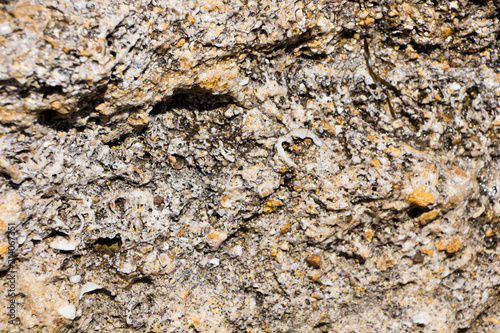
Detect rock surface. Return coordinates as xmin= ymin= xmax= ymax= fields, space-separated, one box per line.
xmin=1 ymin=0 xmax=500 ymax=332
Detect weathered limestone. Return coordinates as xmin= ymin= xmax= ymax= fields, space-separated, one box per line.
xmin=1 ymin=0 xmax=500 ymax=332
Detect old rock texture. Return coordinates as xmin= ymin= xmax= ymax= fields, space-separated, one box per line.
xmin=1 ymin=0 xmax=500 ymax=332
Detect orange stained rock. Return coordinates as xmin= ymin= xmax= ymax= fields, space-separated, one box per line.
xmin=435 ymin=240 xmax=447 ymax=252
xmin=408 ymin=188 xmax=435 ymax=207
xmin=371 ymin=159 xmax=381 ymax=168
xmin=385 ymin=145 xmax=401 ymax=155
xmin=421 ymin=248 xmax=433 ymax=257
xmin=281 ymin=222 xmax=291 ymax=233
xmin=364 ymin=229 xmax=374 ymax=242
xmin=435 ymin=238 xmax=462 ymax=254
xmin=264 ymin=199 xmax=283 ymax=213
xmin=0 ymin=243 xmax=9 ymax=256
xmin=486 ymin=229 xmax=496 ymax=237
xmin=306 ymin=255 xmax=321 ymax=268
xmin=418 ymin=209 xmax=440 ymax=226
xmin=446 ymin=238 xmax=462 ymax=254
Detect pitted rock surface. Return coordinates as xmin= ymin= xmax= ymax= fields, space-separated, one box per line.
xmin=1 ymin=1 xmax=500 ymax=332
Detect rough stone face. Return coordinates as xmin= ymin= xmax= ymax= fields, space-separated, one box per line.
xmin=1 ymin=0 xmax=500 ymax=332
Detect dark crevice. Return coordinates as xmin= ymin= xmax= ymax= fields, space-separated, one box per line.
xmin=77 ymin=85 xmax=107 ymax=112
xmin=246 ymin=28 xmax=319 ymax=56
xmin=47 ymin=229 xmax=70 ymax=238
xmin=84 ymin=288 xmax=114 ymax=299
xmin=93 ymin=235 xmax=122 ymax=254
xmin=36 ymin=86 xmax=107 ymax=131
xmin=351 ymin=196 xmax=383 ymax=205
xmin=150 ymin=86 xmax=238 ymax=114
xmin=126 ymin=276 xmax=153 ymax=289
xmin=0 ymin=78 xmax=22 ymax=88
xmin=283 ymin=29 xmax=314 ymax=54
xmin=39 ymin=85 xmax=64 ymax=98
xmin=408 ymin=206 xmax=432 ymax=218
xmin=298 ymin=52 xmax=329 ymax=60
xmin=0 ymin=80 xmax=63 ymax=99
xmin=313 ymin=321 xmax=335 ymax=331
xmin=37 ymin=109 xmax=77 ymax=132
xmin=409 ymin=40 xmax=440 ymax=55
xmin=0 ymin=170 xmax=13 ymax=182
xmin=336 ymin=251 xmax=367 ymax=265
xmin=103 ymin=132 xmax=133 ymax=148
xmin=339 ymin=28 xmax=356 ymax=40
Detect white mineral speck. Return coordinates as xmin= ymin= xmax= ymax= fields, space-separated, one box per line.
xmin=209 ymin=258 xmax=220 ymax=267
xmin=58 ymin=305 xmax=76 ymax=320
xmin=412 ymin=312 xmax=431 ymax=325
xmin=231 ymin=245 xmax=243 ymax=256
xmin=50 ymin=237 xmax=78 ymax=251
xmin=117 ymin=261 xmax=136 ymax=274
xmin=70 ymin=275 xmax=81 ymax=283
xmin=80 ymin=283 xmax=102 ymax=299
xmin=0 ymin=23 xmax=12 ymax=35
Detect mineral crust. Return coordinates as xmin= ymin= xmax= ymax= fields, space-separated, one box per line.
xmin=1 ymin=0 xmax=500 ymax=332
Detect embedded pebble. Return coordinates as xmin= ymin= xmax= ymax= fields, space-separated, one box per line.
xmin=412 ymin=312 xmax=431 ymax=325
xmin=58 ymin=305 xmax=76 ymax=320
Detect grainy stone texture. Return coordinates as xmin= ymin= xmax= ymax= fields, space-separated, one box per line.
xmin=1 ymin=0 xmax=500 ymax=332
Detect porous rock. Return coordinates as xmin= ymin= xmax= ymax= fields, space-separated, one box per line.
xmin=1 ymin=0 xmax=500 ymax=332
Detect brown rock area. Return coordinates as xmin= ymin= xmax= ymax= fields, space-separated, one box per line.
xmin=1 ymin=0 xmax=500 ymax=332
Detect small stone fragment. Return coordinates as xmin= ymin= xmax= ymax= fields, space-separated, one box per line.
xmin=446 ymin=238 xmax=462 ymax=254
xmin=117 ymin=261 xmax=136 ymax=274
xmin=412 ymin=312 xmax=431 ymax=325
xmin=168 ymin=155 xmax=185 ymax=170
xmin=70 ymin=275 xmax=81 ymax=283
xmin=485 ymin=229 xmax=496 ymax=237
xmin=435 ymin=238 xmax=462 ymax=254
xmin=306 ymin=255 xmax=321 ymax=268
xmin=127 ymin=112 xmax=149 ymax=127
xmin=264 ymin=199 xmax=283 ymax=213
xmin=408 ymin=188 xmax=435 ymax=207
xmin=435 ymin=240 xmax=447 ymax=251
xmin=208 ymin=230 xmax=228 ymax=249
xmin=365 ymin=229 xmax=374 ymax=242
xmin=308 ymin=271 xmax=321 ymax=282
xmin=0 ymin=157 xmax=22 ymax=183
xmin=421 ymin=248 xmax=434 ymax=257
xmin=418 ymin=209 xmax=440 ymax=226
xmin=208 ymin=258 xmax=220 ymax=267
xmin=280 ymin=242 xmax=290 ymax=251
xmin=153 ymin=195 xmax=164 ymax=205
xmin=50 ymin=237 xmax=78 ymax=251
xmin=412 ymin=252 xmax=424 ymax=264
xmin=80 ymin=283 xmax=103 ymax=299
xmin=376 ymin=252 xmax=395 ymax=271
xmin=281 ymin=221 xmax=291 ymax=233
xmin=231 ymin=245 xmax=242 ymax=257
xmin=0 ymin=243 xmax=9 ymax=258
xmin=58 ymin=304 xmax=76 ymax=320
